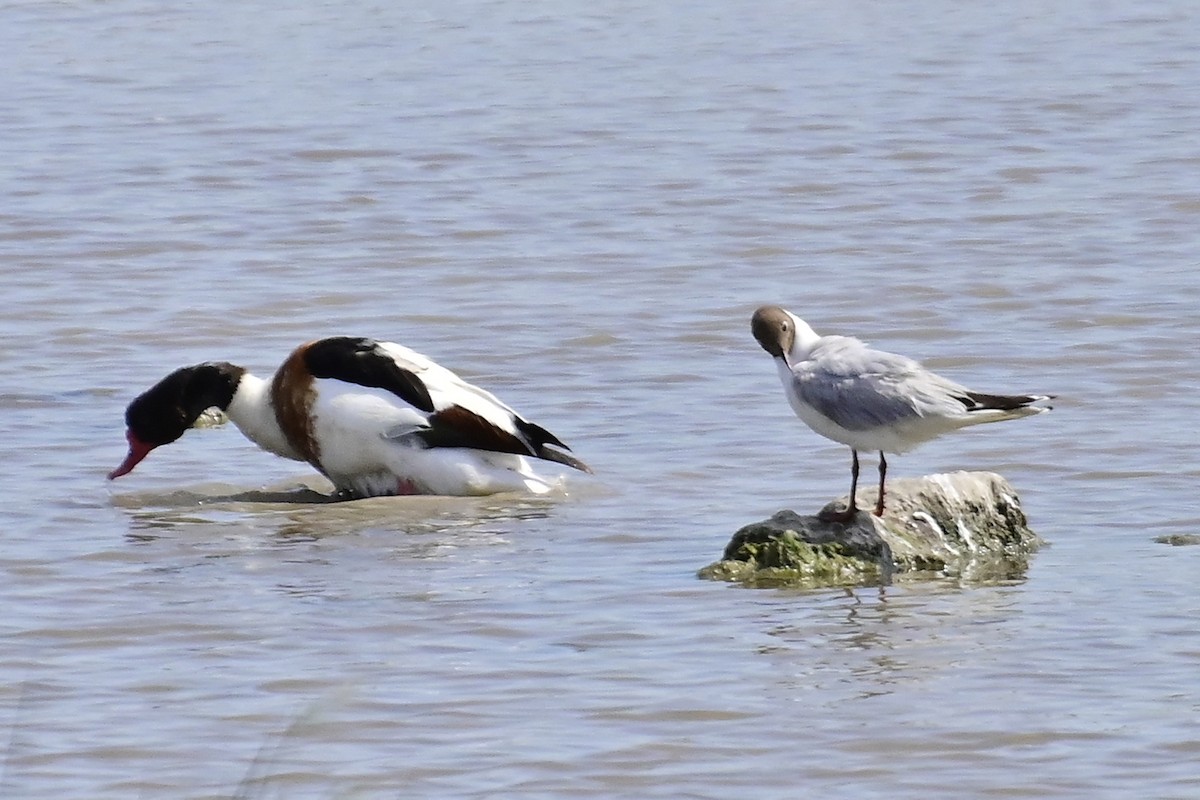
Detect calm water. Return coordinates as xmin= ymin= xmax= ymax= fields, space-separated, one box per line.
xmin=2 ymin=1 xmax=1199 ymax=797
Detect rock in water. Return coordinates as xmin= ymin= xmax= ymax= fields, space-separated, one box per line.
xmin=699 ymin=471 xmax=1043 ymax=588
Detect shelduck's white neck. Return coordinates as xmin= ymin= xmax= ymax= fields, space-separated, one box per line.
xmin=225 ymin=373 xmax=304 ymax=461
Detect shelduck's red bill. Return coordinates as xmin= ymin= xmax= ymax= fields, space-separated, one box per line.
xmin=108 ymin=431 xmax=156 ymax=480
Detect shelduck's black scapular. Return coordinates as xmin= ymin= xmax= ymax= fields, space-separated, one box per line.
xmin=109 ymin=337 xmax=591 ymax=497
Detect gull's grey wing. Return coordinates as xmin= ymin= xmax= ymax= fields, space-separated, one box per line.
xmin=793 ymin=337 xmax=970 ymax=430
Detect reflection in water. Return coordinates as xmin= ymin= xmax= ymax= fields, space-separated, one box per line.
xmin=755 ymin=587 xmax=908 ymax=698
xmin=107 ymin=479 xmax=574 ymax=608
xmin=114 ymin=478 xmax=562 ymax=544
xmin=756 ymin=584 xmax=1026 ymax=701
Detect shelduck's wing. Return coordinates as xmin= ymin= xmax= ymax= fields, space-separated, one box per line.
xmin=303 ymin=337 xmax=436 ymax=412
xmin=307 ymin=338 xmax=589 ymax=472
xmin=382 ymin=341 xmax=588 ymax=471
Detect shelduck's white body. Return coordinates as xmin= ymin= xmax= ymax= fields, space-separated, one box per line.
xmin=110 ymin=337 xmax=590 ymax=498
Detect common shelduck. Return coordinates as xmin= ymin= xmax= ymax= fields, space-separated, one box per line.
xmin=109 ymin=337 xmax=591 ymax=497
xmin=751 ymin=306 xmax=1053 ymax=520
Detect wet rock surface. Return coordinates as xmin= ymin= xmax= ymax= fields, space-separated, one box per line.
xmin=700 ymin=472 xmax=1043 ymax=588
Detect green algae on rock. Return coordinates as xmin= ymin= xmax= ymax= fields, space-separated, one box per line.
xmin=700 ymin=472 xmax=1042 ymax=589
xmin=1154 ymin=534 xmax=1200 ymax=546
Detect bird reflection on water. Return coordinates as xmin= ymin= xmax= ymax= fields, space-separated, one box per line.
xmin=114 ymin=478 xmax=565 ymax=545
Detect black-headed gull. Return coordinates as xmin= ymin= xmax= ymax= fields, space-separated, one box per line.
xmin=751 ymin=306 xmax=1052 ymax=521
xmin=109 ymin=337 xmax=590 ymax=497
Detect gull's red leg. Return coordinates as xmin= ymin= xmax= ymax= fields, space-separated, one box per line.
xmin=819 ymin=449 xmax=860 ymax=523
xmin=874 ymin=452 xmax=887 ymax=516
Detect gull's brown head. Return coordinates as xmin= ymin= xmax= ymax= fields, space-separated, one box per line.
xmin=751 ymin=305 xmax=795 ymax=360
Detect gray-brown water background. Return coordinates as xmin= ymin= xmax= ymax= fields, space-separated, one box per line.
xmin=2 ymin=1 xmax=1199 ymax=797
